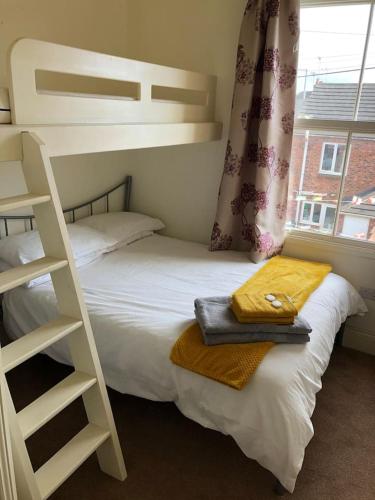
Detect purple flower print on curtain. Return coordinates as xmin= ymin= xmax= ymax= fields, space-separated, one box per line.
xmin=210 ymin=0 xmax=299 ymax=262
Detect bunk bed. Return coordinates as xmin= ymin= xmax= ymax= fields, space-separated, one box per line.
xmin=0 ymin=38 xmax=367 ymax=497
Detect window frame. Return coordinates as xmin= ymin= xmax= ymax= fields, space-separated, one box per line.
xmin=319 ymin=142 xmax=345 ymax=175
xmin=291 ymin=0 xmax=375 ymax=248
xmin=300 ymin=201 xmax=337 ymax=229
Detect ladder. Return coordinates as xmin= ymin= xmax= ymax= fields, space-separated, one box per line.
xmin=0 ymin=132 xmax=126 ymax=499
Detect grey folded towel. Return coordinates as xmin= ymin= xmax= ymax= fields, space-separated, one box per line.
xmin=194 ymin=296 xmax=312 ymax=346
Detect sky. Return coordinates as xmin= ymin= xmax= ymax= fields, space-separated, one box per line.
xmin=297 ymin=3 xmax=375 ymax=93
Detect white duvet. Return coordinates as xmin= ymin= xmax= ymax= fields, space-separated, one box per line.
xmin=2 ymin=234 xmax=367 ymax=492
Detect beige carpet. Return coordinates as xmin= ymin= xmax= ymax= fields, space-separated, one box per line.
xmin=4 ymin=336 xmax=375 ymax=499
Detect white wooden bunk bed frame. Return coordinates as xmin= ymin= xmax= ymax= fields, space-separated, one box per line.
xmin=0 ymin=38 xmax=222 ymax=500
xmin=0 ymin=38 xmax=222 ymax=160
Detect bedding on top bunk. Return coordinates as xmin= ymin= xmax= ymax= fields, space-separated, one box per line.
xmin=1 ymin=233 xmax=367 ymax=492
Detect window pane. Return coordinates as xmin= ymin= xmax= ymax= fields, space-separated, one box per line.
xmin=335 ymin=134 xmax=375 ymax=243
xmin=323 ymin=206 xmax=336 ymax=230
xmin=287 ymin=130 xmax=348 ymax=235
xmin=297 ymin=4 xmax=370 ymax=121
xmin=322 ymin=144 xmax=335 ymax=171
xmin=302 ymin=202 xmax=312 ymax=221
xmin=312 ymin=204 xmax=321 ymax=223
xmin=334 ymin=145 xmax=345 ymax=173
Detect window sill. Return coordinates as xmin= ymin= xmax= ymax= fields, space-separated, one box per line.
xmin=286 ymin=229 xmax=375 ymax=259
xmin=318 ymin=170 xmax=342 ymax=177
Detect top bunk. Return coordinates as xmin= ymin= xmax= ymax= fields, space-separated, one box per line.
xmin=0 ymin=39 xmax=222 ymax=161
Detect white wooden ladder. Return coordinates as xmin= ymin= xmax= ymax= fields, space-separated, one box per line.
xmin=0 ymin=132 xmax=126 ymax=499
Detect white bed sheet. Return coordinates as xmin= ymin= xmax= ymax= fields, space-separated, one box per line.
xmin=2 ymin=234 xmax=367 ymax=492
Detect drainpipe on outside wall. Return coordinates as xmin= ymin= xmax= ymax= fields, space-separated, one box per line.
xmin=295 ymin=130 xmax=309 ymax=225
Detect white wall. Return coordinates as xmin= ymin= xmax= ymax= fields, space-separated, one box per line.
xmin=120 ymin=0 xmax=246 ymax=243
xmin=284 ymin=235 xmax=375 ymax=355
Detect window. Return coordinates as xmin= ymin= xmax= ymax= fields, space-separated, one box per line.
xmin=300 ymin=202 xmax=336 ymax=231
xmin=320 ymin=143 xmax=345 ymax=174
xmin=288 ymin=1 xmax=375 ymax=244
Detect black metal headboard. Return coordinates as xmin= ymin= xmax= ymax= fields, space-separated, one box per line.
xmin=0 ymin=175 xmax=132 ymax=238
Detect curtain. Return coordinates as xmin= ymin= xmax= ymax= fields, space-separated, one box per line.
xmin=210 ymin=0 xmax=300 ymax=262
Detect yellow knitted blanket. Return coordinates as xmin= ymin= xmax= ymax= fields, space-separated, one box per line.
xmin=170 ymin=255 xmax=332 ymax=390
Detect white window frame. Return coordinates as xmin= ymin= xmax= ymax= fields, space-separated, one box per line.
xmin=292 ymin=0 xmax=375 ymax=249
xmin=300 ymin=201 xmax=336 ymax=229
xmin=319 ymin=143 xmax=345 ymax=175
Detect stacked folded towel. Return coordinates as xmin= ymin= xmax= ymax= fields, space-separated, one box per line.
xmin=195 ymin=296 xmax=312 ymax=346
xmin=231 ymin=291 xmax=297 ymax=324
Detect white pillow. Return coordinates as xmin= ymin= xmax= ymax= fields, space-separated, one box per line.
xmin=76 ymin=211 xmax=165 ymax=246
xmin=0 ymin=224 xmax=118 ymax=288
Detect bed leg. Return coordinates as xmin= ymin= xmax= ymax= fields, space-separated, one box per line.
xmin=274 ymin=479 xmax=288 ymax=496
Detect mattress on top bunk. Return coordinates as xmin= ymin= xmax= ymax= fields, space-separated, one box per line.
xmin=2 ymin=234 xmax=366 ymax=492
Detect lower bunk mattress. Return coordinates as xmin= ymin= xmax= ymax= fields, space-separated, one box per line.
xmin=2 ymin=234 xmax=366 ymax=492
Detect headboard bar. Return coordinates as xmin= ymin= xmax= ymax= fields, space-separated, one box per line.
xmin=0 ymin=175 xmax=132 ymax=238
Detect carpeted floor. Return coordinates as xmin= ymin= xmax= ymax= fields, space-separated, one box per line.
xmin=3 ymin=337 xmax=375 ymax=500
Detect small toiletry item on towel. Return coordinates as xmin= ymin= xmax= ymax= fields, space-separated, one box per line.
xmin=194 ymin=296 xmax=311 ymax=346
xmin=231 ymin=291 xmax=297 ymax=324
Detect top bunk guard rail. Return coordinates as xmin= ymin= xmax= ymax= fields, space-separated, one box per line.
xmin=9 ymin=39 xmax=217 ymax=125
xmin=0 ymin=39 xmax=222 ymax=161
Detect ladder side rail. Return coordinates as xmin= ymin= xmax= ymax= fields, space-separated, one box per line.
xmin=3 ymin=383 xmax=39 ymax=500
xmin=21 ymin=132 xmax=126 ymax=481
xmin=0 ymin=364 xmax=18 ymax=500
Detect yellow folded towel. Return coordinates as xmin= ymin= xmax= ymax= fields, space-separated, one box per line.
xmin=231 ymin=255 xmax=332 ymax=323
xmin=171 ymin=255 xmax=332 ymax=390
xmin=231 ymin=292 xmax=297 ymax=324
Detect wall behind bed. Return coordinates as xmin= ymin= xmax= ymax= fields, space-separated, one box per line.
xmin=117 ymin=0 xmax=246 ymax=244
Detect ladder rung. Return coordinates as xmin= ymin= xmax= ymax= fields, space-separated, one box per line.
xmin=0 ymin=193 xmax=51 ymax=213
xmin=2 ymin=316 xmax=83 ymax=373
xmin=0 ymin=256 xmax=68 ymax=294
xmin=35 ymin=424 xmax=110 ymax=499
xmin=18 ymin=371 xmax=96 ymax=439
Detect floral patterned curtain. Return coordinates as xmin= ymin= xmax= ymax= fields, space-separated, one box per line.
xmin=210 ymin=0 xmax=300 ymax=262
